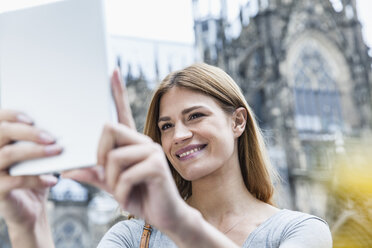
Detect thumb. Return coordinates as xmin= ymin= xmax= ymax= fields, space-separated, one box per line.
xmin=62 ymin=166 xmax=112 ymax=193
xmin=111 ymin=69 xmax=136 ymax=130
xmin=0 ymin=175 xmax=57 ymax=197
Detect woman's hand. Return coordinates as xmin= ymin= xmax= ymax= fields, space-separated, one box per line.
xmin=0 ymin=110 xmax=62 ymax=247
xmin=65 ymin=69 xmax=187 ymax=229
xmin=97 ymin=123 xmax=187 ymax=231
xmin=82 ymin=124 xmax=239 ymax=248
xmin=111 ymin=68 xmax=136 ymax=130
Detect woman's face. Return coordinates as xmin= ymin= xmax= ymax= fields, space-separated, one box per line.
xmin=158 ymin=87 xmax=238 ymax=181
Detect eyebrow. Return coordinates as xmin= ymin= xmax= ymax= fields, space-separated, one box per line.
xmin=158 ymin=106 xmax=204 ymax=123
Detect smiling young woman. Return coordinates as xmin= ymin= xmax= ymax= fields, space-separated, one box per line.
xmin=0 ymin=63 xmax=332 ymax=248
xmin=145 ymin=63 xmax=275 ymax=203
xmin=99 ymin=63 xmax=332 ymax=247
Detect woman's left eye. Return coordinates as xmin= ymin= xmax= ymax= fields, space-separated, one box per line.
xmin=189 ymin=112 xmax=204 ymax=120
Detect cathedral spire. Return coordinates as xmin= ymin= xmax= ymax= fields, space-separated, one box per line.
xmin=191 ymin=0 xmax=200 ymax=21
xmin=258 ymin=0 xmax=269 ymax=11
xmin=220 ymin=0 xmax=228 ymax=22
xmin=344 ymin=0 xmax=358 ymax=20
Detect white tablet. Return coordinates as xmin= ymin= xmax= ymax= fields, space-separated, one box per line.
xmin=0 ymin=0 xmax=116 ymax=176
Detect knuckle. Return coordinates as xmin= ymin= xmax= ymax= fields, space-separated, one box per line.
xmin=154 ymin=143 xmax=164 ymax=152
xmin=32 ymin=128 xmax=43 ymax=138
xmin=113 ymin=190 xmax=123 ymax=204
xmin=0 ymin=121 xmax=9 ymax=132
xmin=119 ymin=173 xmax=131 ymax=185
xmin=0 ymin=109 xmax=16 ymax=119
xmin=107 ymin=150 xmax=121 ymax=165
xmin=149 ymin=142 xmax=162 ymax=153
xmin=150 ymin=152 xmax=166 ymax=170
xmin=103 ymin=123 xmax=115 ymax=134
xmin=143 ymin=135 xmax=153 ymax=144
xmin=12 ymin=176 xmax=24 ymax=187
xmin=97 ymin=150 xmax=106 ymax=165
xmin=97 ymin=146 xmax=107 ymax=161
xmin=0 ymin=145 xmax=14 ymax=161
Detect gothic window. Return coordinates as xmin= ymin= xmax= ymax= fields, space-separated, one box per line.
xmin=202 ymin=21 xmax=209 ymax=32
xmin=293 ymin=44 xmax=343 ymax=133
xmin=241 ymin=48 xmax=265 ymax=84
xmin=50 ymin=179 xmax=89 ymax=202
xmin=302 ymin=142 xmax=333 ymax=170
xmin=249 ymin=48 xmax=264 ymax=78
xmin=53 ymin=217 xmax=88 ymax=248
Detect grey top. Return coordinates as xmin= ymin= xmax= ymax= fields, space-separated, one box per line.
xmin=97 ymin=209 xmax=332 ymax=248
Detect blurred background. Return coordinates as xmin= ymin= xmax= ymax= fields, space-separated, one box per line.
xmin=1 ymin=0 xmax=372 ymax=247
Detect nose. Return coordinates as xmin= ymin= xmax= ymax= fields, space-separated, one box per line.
xmin=173 ymin=122 xmax=192 ymax=145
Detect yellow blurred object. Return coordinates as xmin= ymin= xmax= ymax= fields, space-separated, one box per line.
xmin=334 ymin=163 xmax=372 ymax=196
xmin=330 ymin=141 xmax=372 ymax=248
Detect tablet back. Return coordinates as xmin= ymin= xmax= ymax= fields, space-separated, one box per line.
xmin=0 ymin=0 xmax=116 ymax=175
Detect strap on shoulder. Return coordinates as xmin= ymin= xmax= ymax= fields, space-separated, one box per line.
xmin=140 ymin=223 xmax=152 ymax=248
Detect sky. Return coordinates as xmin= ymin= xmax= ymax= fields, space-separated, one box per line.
xmin=0 ymin=0 xmax=371 ymax=49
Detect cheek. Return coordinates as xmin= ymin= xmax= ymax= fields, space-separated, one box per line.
xmin=212 ymin=129 xmax=236 ymax=157
xmin=160 ymin=132 xmax=169 ymax=149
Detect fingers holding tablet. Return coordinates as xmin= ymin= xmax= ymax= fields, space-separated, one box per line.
xmin=0 ymin=109 xmax=63 ymax=172
xmin=0 ymin=109 xmax=34 ymax=125
xmin=0 ymin=143 xmax=63 ymax=171
xmin=0 ymin=122 xmax=57 ymax=146
xmin=97 ymin=123 xmax=151 ymax=166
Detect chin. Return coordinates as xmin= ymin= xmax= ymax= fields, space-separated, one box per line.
xmin=175 ymin=170 xmax=195 ymax=181
xmin=178 ymin=168 xmax=211 ymax=182
xmin=171 ymin=159 xmax=218 ymax=181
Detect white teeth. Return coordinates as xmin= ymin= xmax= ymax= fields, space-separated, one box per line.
xmin=179 ymin=147 xmax=202 ymax=158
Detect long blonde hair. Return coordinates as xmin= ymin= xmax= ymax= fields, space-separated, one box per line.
xmin=144 ymin=63 xmax=276 ymax=204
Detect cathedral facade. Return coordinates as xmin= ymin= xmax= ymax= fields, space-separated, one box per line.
xmin=1 ymin=1 xmax=372 ymax=247
xmin=193 ymin=0 xmax=372 ymax=244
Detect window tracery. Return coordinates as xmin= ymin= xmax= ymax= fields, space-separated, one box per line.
xmin=293 ymin=44 xmax=343 ymax=133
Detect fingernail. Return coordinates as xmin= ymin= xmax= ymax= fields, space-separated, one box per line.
xmin=16 ymin=114 xmax=34 ymax=124
xmin=39 ymin=132 xmax=56 ymax=143
xmin=40 ymin=175 xmax=58 ymax=186
xmin=44 ymin=144 xmax=63 ymax=155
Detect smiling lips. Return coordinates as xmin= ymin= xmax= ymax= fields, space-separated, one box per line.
xmin=176 ymin=144 xmax=207 ymax=160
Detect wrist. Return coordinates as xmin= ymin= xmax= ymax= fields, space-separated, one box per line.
xmin=163 ymin=205 xmax=205 ymax=246
xmin=7 ymin=208 xmax=55 ymax=248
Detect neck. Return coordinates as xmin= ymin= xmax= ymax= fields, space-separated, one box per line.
xmin=187 ymin=153 xmax=261 ymax=224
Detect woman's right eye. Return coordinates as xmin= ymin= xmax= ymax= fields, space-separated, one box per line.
xmin=161 ymin=123 xmax=173 ymax=131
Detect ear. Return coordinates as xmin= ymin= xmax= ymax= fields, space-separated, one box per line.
xmin=232 ymin=107 xmax=247 ymax=138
